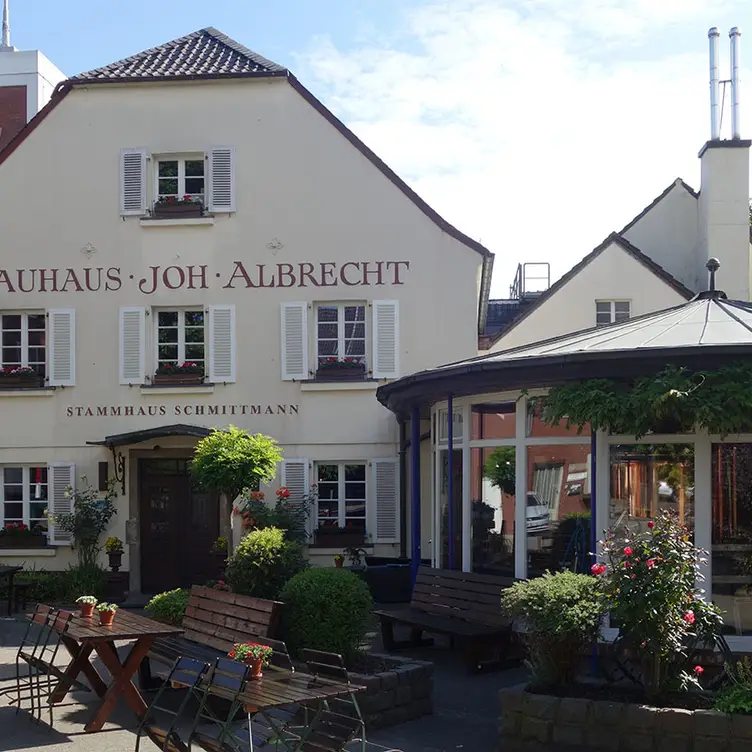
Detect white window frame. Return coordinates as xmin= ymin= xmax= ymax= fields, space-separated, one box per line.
xmin=595 ymin=300 xmax=631 ymax=326
xmin=154 ymin=153 xmax=206 ymax=201
xmin=314 ymin=302 xmax=367 ymax=369
xmin=314 ymin=461 xmax=368 ymax=529
xmin=0 ymin=311 xmax=47 ymax=376
xmin=154 ymin=308 xmax=207 ymax=372
xmin=1 ymin=465 xmax=49 ymax=533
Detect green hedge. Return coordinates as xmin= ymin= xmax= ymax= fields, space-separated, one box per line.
xmin=144 ymin=589 xmax=190 ymax=626
xmin=14 ymin=564 xmax=108 ymax=604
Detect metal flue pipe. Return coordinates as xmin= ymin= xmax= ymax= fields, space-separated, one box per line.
xmin=730 ymin=27 xmax=742 ymax=139
xmin=709 ymin=27 xmax=720 ymax=140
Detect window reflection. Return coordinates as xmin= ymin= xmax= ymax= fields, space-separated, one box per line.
xmin=712 ymin=444 xmax=752 ymax=636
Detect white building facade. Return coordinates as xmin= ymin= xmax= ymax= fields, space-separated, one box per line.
xmin=0 ymin=28 xmax=492 ymax=595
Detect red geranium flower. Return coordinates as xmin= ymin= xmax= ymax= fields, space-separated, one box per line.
xmin=694 ymin=665 xmax=704 ymax=675
xmin=623 ymin=546 xmax=633 ymax=556
xmin=684 ymin=611 xmax=695 ymax=625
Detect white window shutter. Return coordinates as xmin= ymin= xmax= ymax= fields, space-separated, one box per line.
xmin=371 ymin=458 xmax=399 ymax=543
xmin=120 ymin=148 xmax=147 ymax=216
xmin=119 ymin=306 xmax=146 ymax=384
xmin=372 ymin=300 xmax=399 ymax=379
xmin=281 ymin=459 xmax=311 ymax=535
xmin=208 ymin=147 xmax=235 ymax=212
xmin=47 ymin=309 xmax=76 ymax=386
xmin=281 ymin=302 xmax=308 ymax=381
xmin=48 ymin=463 xmax=75 ymax=546
xmin=209 ymin=305 xmax=236 ymax=383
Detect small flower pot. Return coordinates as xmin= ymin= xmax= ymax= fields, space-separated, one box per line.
xmin=108 ymin=551 xmax=123 ymax=572
xmin=98 ymin=610 xmax=116 ymax=627
xmin=245 ymin=657 xmax=263 ymax=679
xmin=79 ymin=603 xmax=95 ymax=618
xmin=334 ymin=559 xmax=344 ymax=568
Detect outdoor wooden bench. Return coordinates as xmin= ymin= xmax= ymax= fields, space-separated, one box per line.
xmin=373 ymin=566 xmax=515 ymax=673
xmin=138 ymin=585 xmax=283 ymax=689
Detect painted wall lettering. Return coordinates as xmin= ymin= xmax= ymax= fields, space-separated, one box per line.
xmin=65 ymin=404 xmax=300 ymax=417
xmin=0 ymin=261 xmax=409 ymax=294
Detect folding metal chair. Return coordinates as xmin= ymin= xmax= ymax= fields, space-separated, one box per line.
xmin=0 ymin=604 xmax=55 ymax=719
xmin=135 ymin=656 xmax=210 ymax=752
xmin=297 ymin=649 xmax=366 ymax=752
xmin=187 ymin=657 xmax=251 ymax=752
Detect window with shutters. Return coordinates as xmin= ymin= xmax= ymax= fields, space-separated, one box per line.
xmin=154 ymin=309 xmax=206 ymax=382
xmin=315 ymin=462 xmax=367 ymax=541
xmin=1 ymin=466 xmax=49 ymax=536
xmin=152 ymin=154 xmax=206 ymax=218
xmin=0 ymin=313 xmax=46 ymax=384
xmin=595 ymin=300 xmax=631 ymax=326
xmin=315 ymin=303 xmax=367 ymax=380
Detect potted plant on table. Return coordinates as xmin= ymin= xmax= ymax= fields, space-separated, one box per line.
xmin=105 ymin=536 xmax=124 ymax=572
xmin=228 ymin=643 xmax=273 ymax=679
xmin=76 ymin=595 xmax=98 ymax=618
xmin=96 ymin=602 xmax=119 ymax=627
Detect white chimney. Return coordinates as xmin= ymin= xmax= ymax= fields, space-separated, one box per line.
xmin=697 ymin=26 xmax=751 ymax=301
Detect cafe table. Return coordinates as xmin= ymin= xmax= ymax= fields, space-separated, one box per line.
xmin=48 ymin=609 xmax=183 ymax=732
xmin=0 ymin=564 xmax=23 ymax=616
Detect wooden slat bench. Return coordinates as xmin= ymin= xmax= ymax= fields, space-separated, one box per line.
xmin=373 ymin=566 xmax=515 ymax=673
xmin=138 ymin=585 xmax=283 ymax=689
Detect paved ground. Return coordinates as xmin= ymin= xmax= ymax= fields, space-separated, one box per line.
xmin=0 ymin=610 xmax=528 ymax=751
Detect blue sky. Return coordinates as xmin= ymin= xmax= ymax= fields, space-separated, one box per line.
xmin=14 ymin=1 xmax=752 ymax=296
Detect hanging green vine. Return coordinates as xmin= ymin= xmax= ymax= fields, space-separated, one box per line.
xmin=531 ymin=362 xmax=752 ymax=438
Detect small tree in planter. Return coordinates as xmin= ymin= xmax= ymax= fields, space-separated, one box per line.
xmin=597 ymin=511 xmax=723 ymax=698
xmin=191 ymin=427 xmax=283 ymax=556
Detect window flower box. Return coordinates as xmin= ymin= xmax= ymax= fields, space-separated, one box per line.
xmin=153 ymin=362 xmax=204 ymax=386
xmin=152 ymin=196 xmax=204 ymax=219
xmin=315 ymin=358 xmax=367 ymax=382
xmin=0 ymin=367 xmax=44 ymax=388
xmin=314 ymin=527 xmax=366 ymax=548
xmin=0 ymin=523 xmax=46 ymax=549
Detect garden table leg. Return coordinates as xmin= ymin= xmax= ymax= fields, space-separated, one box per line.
xmin=50 ymin=638 xmax=108 ymax=703
xmin=84 ymin=637 xmax=155 ymax=733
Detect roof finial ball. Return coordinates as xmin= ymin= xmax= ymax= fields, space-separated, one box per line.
xmin=706 ymin=257 xmax=721 ymax=292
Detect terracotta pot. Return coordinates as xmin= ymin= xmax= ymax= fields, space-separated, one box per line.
xmin=98 ymin=610 xmax=116 ymax=627
xmin=334 ymin=559 xmax=344 ymax=568
xmin=245 ymin=657 xmax=263 ymax=679
xmin=79 ymin=603 xmax=95 ymax=618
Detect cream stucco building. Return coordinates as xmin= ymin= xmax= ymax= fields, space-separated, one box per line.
xmin=0 ymin=28 xmax=493 ymax=596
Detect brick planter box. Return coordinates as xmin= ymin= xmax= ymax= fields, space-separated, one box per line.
xmin=499 ymin=687 xmax=752 ymax=751
xmin=350 ymin=653 xmax=434 ymax=730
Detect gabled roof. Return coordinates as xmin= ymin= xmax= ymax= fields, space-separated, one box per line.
xmin=618 ymin=177 xmax=698 ymax=236
xmin=0 ymin=27 xmax=493 ymax=325
xmin=71 ymin=27 xmax=287 ymax=82
xmin=483 ymin=232 xmax=695 ymax=349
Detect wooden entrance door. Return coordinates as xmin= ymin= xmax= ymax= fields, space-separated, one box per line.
xmin=139 ymin=458 xmax=220 ymax=594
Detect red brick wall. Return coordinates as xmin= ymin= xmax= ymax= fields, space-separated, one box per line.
xmin=0 ymin=85 xmax=27 ymax=151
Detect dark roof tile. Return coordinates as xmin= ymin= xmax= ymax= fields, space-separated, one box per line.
xmin=71 ymin=27 xmax=287 ymax=82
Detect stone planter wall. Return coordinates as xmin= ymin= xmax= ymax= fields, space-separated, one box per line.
xmin=500 ymin=687 xmax=752 ymax=752
xmin=350 ymin=653 xmax=433 ymax=729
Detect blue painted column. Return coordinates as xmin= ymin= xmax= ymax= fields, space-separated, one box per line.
xmin=590 ymin=429 xmax=597 ymax=568
xmin=447 ymin=394 xmax=454 ymax=570
xmin=410 ymin=406 xmax=422 ymax=587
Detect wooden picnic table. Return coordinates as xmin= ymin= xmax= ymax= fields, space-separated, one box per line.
xmin=47 ymin=609 xmax=183 ymax=732
xmin=0 ymin=564 xmax=23 ymax=616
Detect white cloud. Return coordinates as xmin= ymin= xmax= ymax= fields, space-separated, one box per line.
xmin=296 ymin=0 xmax=748 ymax=296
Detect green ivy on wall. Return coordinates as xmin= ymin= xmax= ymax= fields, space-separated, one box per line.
xmin=531 ymin=362 xmax=752 ymax=438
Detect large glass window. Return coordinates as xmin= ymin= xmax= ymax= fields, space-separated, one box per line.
xmin=315 ymin=304 xmax=366 ymax=368
xmin=1 ymin=313 xmax=46 ymax=378
xmin=471 ymin=403 xmax=515 ymax=441
xmin=1 ymin=466 xmax=48 ymax=533
xmin=609 ymin=444 xmax=694 ymax=536
xmin=526 ymin=445 xmax=592 ymax=576
xmin=711 ymin=444 xmax=752 ymax=636
xmin=156 ymin=158 xmax=205 ymax=200
xmin=315 ymin=462 xmax=367 ymax=533
xmin=471 ymin=446 xmax=515 ymax=576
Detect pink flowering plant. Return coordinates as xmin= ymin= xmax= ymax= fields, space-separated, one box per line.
xmin=597 ymin=511 xmax=723 ymax=697
xmin=233 ymin=484 xmax=317 ymax=544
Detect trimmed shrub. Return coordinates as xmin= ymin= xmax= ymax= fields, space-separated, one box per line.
xmin=501 ymin=570 xmax=603 ymax=689
xmin=15 ymin=564 xmax=107 ymax=604
xmin=280 ymin=568 xmax=373 ymax=662
xmin=225 ymin=526 xmax=307 ymax=600
xmin=145 ymin=588 xmax=190 ymax=626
